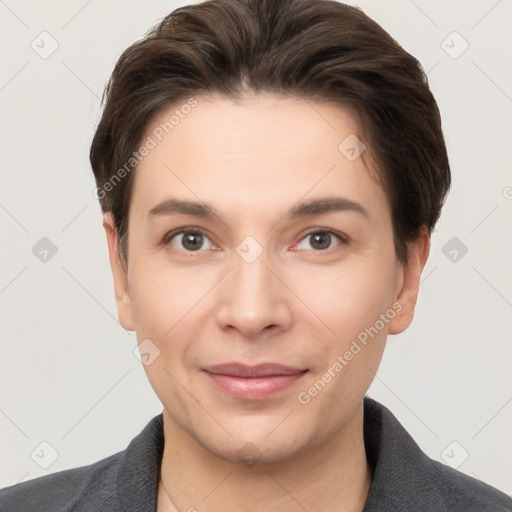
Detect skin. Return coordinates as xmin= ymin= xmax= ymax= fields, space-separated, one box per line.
xmin=103 ymin=94 xmax=430 ymax=512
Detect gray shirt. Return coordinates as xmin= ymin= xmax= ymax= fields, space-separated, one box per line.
xmin=1 ymin=398 xmax=511 ymax=511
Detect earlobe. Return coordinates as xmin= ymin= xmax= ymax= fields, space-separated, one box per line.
xmin=388 ymin=228 xmax=430 ymax=335
xmin=103 ymin=212 xmax=135 ymax=331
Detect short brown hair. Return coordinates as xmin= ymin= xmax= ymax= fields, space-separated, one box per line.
xmin=90 ymin=0 xmax=450 ymax=265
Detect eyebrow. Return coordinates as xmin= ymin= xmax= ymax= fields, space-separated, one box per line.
xmin=148 ymin=197 xmax=369 ymax=220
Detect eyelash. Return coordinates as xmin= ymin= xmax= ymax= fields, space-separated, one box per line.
xmin=162 ymin=227 xmax=349 ymax=253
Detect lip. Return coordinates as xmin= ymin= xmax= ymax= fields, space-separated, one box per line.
xmin=202 ymin=363 xmax=308 ymax=400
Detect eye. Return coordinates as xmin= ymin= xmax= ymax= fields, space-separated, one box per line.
xmin=166 ymin=230 xmax=213 ymax=252
xmin=296 ymin=231 xmax=344 ymax=251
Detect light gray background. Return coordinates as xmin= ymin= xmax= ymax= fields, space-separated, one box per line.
xmin=1 ymin=0 xmax=511 ymax=496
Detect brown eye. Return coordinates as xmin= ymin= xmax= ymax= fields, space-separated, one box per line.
xmin=296 ymin=231 xmax=343 ymax=251
xmin=168 ymin=231 xmax=213 ymax=252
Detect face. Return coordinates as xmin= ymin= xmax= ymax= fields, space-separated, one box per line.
xmin=104 ymin=94 xmax=428 ymax=464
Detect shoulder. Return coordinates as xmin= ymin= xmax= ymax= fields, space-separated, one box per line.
xmin=0 ymin=451 xmax=123 ymax=512
xmin=363 ymin=397 xmax=512 ymax=511
xmin=0 ymin=413 xmax=164 ymax=512
xmin=427 ymin=458 xmax=512 ymax=511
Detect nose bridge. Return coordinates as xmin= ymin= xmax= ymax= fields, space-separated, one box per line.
xmin=215 ymin=245 xmax=292 ymax=336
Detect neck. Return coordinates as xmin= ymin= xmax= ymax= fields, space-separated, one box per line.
xmin=158 ymin=403 xmax=371 ymax=512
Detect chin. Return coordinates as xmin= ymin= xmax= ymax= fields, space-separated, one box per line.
xmin=192 ymin=420 xmax=312 ymax=467
xmin=208 ymin=438 xmax=305 ymax=466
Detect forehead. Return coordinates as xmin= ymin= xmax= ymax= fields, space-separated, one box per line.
xmin=130 ymin=93 xmax=388 ymax=223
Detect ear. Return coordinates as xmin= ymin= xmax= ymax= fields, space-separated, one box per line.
xmin=103 ymin=212 xmax=135 ymax=331
xmin=388 ymin=227 xmax=430 ymax=335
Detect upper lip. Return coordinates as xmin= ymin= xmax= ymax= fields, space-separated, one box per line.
xmin=203 ymin=363 xmax=306 ymax=378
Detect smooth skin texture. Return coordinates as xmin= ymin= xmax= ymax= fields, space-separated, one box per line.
xmin=103 ymin=94 xmax=430 ymax=512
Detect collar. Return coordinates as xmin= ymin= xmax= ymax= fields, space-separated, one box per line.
xmin=113 ymin=398 xmax=458 ymax=511
xmin=362 ymin=397 xmax=435 ymax=510
xmin=118 ymin=413 xmax=164 ymax=511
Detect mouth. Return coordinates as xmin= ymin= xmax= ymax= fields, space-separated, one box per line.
xmin=202 ymin=363 xmax=308 ymax=400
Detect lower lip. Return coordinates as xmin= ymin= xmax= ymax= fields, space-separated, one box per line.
xmin=203 ymin=371 xmax=307 ymax=400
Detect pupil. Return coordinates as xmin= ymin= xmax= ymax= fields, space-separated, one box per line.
xmin=311 ymin=232 xmax=330 ymax=250
xmin=183 ymin=232 xmax=203 ymax=251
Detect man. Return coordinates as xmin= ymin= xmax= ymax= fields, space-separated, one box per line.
xmin=1 ymin=0 xmax=510 ymax=510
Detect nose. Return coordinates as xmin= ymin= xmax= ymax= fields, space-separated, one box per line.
xmin=215 ymin=251 xmax=293 ymax=339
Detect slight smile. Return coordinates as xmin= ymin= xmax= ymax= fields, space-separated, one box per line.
xmin=202 ymin=363 xmax=309 ymax=400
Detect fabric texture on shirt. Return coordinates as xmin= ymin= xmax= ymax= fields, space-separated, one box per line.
xmin=1 ymin=398 xmax=510 ymax=511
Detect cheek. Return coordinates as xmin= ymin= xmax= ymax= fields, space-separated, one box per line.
xmin=128 ymin=265 xmax=209 ymax=407
xmin=129 ymin=258 xmax=215 ymax=339
xmin=293 ymin=259 xmax=398 ymax=344
xmin=292 ymin=264 xmax=395 ymax=423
